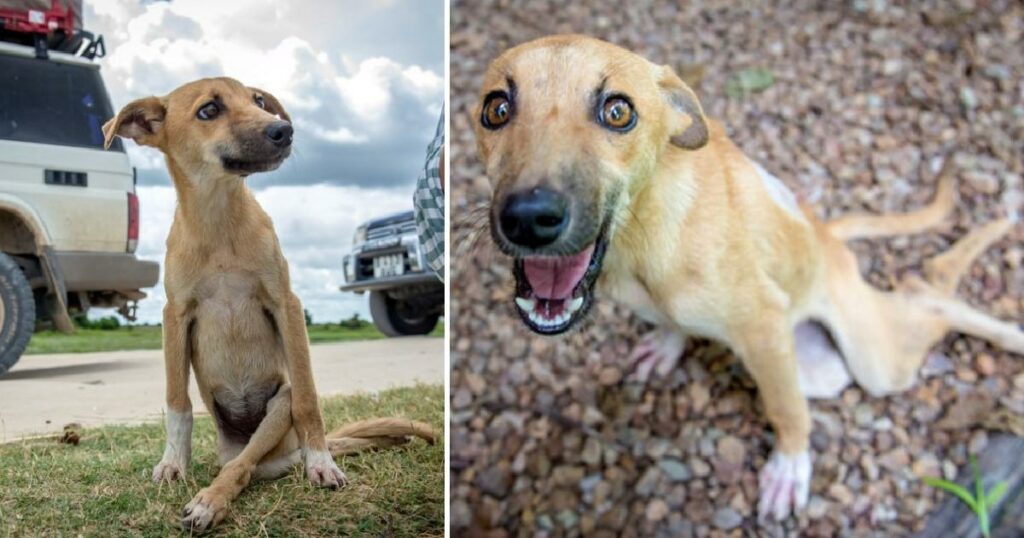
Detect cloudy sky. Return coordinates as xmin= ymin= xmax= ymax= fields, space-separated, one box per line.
xmin=85 ymin=0 xmax=444 ymax=323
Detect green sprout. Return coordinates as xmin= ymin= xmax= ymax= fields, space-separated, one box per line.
xmin=922 ymin=456 xmax=1008 ymax=538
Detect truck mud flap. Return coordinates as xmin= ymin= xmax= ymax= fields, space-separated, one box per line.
xmin=38 ymin=246 xmax=74 ymax=334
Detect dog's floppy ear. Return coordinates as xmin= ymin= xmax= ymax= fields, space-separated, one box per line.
xmin=657 ymin=66 xmax=708 ymax=150
xmin=250 ymin=87 xmax=291 ymax=123
xmin=102 ymin=96 xmax=166 ymax=150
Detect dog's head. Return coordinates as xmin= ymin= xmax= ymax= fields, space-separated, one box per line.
xmin=474 ymin=35 xmax=709 ymax=335
xmin=102 ymin=77 xmax=293 ymax=179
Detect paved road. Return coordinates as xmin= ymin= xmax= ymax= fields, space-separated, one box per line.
xmin=0 ymin=337 xmax=443 ymax=441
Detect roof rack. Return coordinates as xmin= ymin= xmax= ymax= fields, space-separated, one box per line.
xmin=0 ymin=0 xmax=104 ymax=60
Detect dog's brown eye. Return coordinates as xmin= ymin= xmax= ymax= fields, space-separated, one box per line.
xmin=600 ymin=96 xmax=635 ymax=131
xmin=481 ymin=93 xmax=512 ymax=130
xmin=197 ymin=102 xmax=220 ymax=121
xmin=254 ymin=95 xmax=266 ymax=109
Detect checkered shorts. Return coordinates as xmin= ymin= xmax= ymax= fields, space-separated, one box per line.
xmin=414 ymin=106 xmax=445 ymax=280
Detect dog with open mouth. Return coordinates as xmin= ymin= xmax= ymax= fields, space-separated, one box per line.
xmin=474 ymin=35 xmax=1024 ymax=521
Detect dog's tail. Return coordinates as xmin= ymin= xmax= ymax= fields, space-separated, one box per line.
xmin=325 ymin=418 xmax=437 ymax=457
xmin=826 ymin=159 xmax=956 ymax=241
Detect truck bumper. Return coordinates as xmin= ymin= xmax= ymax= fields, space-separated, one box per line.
xmin=55 ymin=251 xmax=159 ymax=292
xmin=339 ymin=272 xmax=441 ymax=293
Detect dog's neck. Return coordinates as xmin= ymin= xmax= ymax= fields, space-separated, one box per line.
xmin=166 ymin=157 xmax=259 ymax=243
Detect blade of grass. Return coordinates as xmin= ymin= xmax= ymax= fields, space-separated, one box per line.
xmin=972 ymin=457 xmax=990 ymax=538
xmin=922 ymin=476 xmax=979 ymax=512
xmin=985 ymin=482 xmax=1008 ymax=507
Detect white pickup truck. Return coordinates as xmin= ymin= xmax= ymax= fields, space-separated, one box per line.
xmin=0 ymin=41 xmax=159 ymax=374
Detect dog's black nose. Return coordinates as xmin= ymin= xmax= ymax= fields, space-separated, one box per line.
xmin=265 ymin=121 xmax=293 ymax=147
xmin=499 ymin=188 xmax=569 ymax=248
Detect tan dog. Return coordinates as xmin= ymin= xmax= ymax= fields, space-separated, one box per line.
xmin=103 ymin=77 xmax=435 ymax=532
xmin=475 ymin=36 xmax=1023 ymax=521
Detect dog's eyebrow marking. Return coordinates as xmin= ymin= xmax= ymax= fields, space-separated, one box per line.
xmin=592 ymin=75 xmax=609 ymax=104
xmin=506 ymin=76 xmax=517 ymax=101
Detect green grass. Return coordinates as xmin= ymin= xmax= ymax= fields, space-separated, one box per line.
xmin=922 ymin=455 xmax=1008 ymax=538
xmin=25 ymin=322 xmax=444 ymax=355
xmin=0 ymin=384 xmax=444 ymax=537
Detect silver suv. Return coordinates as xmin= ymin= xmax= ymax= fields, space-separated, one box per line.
xmin=341 ymin=210 xmax=442 ymax=336
xmin=0 ymin=41 xmax=159 ymax=374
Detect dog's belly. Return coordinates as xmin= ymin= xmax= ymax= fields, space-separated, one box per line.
xmin=190 ymin=271 xmax=288 ymax=439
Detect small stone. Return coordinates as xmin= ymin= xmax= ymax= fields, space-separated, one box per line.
xmin=646 ymin=499 xmax=670 ymax=522
xmin=598 ymin=367 xmax=622 ymax=386
xmin=556 ymin=509 xmax=579 ymax=528
xmin=658 ymin=459 xmax=692 ymax=482
xmin=854 ymin=403 xmax=874 ymax=427
xmin=976 ymin=354 xmax=996 ymax=376
xmin=474 ymin=465 xmax=512 ymax=498
xmin=582 ymin=438 xmax=602 ymax=466
xmin=828 ymin=483 xmax=855 ymax=505
xmin=452 ymin=387 xmax=473 ymax=409
xmin=959 ymin=86 xmax=978 ymax=110
xmin=922 ymin=353 xmax=955 ymax=377
xmin=689 ymin=383 xmax=710 ymax=413
xmin=712 ymin=507 xmax=742 ymax=529
xmin=807 ymin=496 xmax=829 ymax=519
xmin=690 ymin=457 xmax=711 ymax=477
xmin=717 ymin=435 xmax=746 ymax=465
xmin=635 ymin=466 xmax=661 ymax=496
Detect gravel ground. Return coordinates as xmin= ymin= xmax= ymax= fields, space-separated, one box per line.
xmin=449 ymin=1 xmax=1024 ymax=536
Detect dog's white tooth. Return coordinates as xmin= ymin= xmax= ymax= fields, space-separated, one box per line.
xmin=569 ymin=297 xmax=584 ymax=313
xmin=515 ymin=297 xmax=536 ymax=312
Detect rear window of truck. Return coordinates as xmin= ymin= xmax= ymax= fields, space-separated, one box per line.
xmin=0 ymin=53 xmax=122 ymax=151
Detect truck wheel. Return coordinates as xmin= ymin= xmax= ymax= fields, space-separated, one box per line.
xmin=369 ymin=290 xmax=439 ymax=337
xmin=0 ymin=253 xmax=35 ymax=375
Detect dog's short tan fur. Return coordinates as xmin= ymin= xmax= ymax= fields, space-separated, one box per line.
xmin=103 ymin=77 xmax=435 ymax=532
xmin=476 ymin=36 xmax=1024 ymax=520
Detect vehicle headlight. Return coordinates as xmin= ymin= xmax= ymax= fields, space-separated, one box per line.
xmin=353 ymin=225 xmax=368 ymax=245
xmin=343 ymin=256 xmax=355 ymax=282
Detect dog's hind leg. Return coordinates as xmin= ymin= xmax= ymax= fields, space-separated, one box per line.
xmin=923 ymin=219 xmax=1014 ymax=295
xmin=180 ymin=384 xmax=294 ymax=533
xmin=825 ymin=160 xmax=955 ymax=241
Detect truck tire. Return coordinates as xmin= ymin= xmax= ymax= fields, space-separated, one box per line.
xmin=0 ymin=253 xmax=35 ymax=375
xmin=369 ymin=290 xmax=439 ymax=337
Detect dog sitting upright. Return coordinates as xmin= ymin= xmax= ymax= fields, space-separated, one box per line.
xmin=474 ymin=36 xmax=1024 ymax=520
xmin=103 ymin=77 xmax=434 ymax=532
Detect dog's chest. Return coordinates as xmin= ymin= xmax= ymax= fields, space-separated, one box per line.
xmin=190 ymin=269 xmax=283 ymax=371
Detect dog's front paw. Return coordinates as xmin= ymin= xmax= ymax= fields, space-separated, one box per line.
xmin=304 ymin=449 xmax=347 ymax=489
xmin=758 ymin=450 xmax=811 ymax=521
xmin=181 ymin=488 xmax=227 ymax=533
xmin=629 ymin=328 xmax=686 ymax=382
xmin=152 ymin=459 xmax=186 ymax=483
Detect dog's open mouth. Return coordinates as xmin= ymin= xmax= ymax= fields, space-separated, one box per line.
xmin=221 ymin=153 xmax=288 ymax=175
xmin=512 ymin=230 xmax=608 ymax=335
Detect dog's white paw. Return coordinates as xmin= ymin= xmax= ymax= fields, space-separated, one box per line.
xmin=181 ymin=489 xmax=226 ymax=533
xmin=758 ymin=450 xmax=811 ymax=521
xmin=304 ymin=449 xmax=347 ymax=488
xmin=629 ymin=328 xmax=686 ymax=382
xmin=152 ymin=459 xmax=186 ymax=483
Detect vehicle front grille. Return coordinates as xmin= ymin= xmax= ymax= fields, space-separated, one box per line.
xmin=366 ymin=220 xmax=416 ymax=240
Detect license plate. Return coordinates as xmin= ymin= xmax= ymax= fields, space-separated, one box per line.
xmin=372 ymin=254 xmax=405 ymax=278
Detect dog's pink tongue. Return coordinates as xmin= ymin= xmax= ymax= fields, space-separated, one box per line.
xmin=523 ymin=245 xmax=594 ymax=300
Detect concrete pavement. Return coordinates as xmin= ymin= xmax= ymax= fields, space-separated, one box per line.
xmin=0 ymin=337 xmax=443 ymax=441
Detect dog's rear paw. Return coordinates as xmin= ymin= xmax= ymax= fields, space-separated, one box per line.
xmin=152 ymin=460 xmax=186 ymax=483
xmin=304 ymin=450 xmax=348 ymax=489
xmin=758 ymin=450 xmax=811 ymax=521
xmin=629 ymin=328 xmax=686 ymax=382
xmin=181 ymin=489 xmax=226 ymax=533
